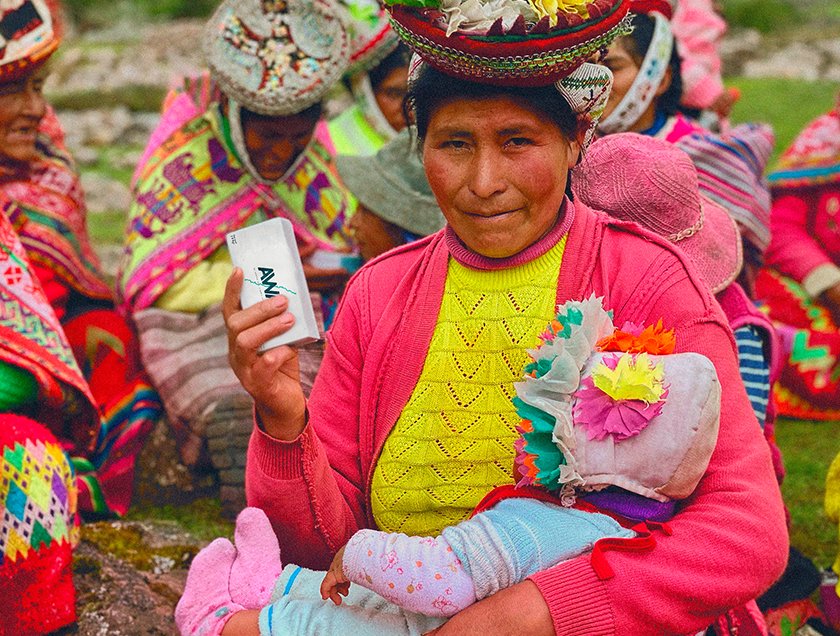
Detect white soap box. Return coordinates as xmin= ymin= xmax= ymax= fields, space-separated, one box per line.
xmin=226 ymin=218 xmax=320 ymax=350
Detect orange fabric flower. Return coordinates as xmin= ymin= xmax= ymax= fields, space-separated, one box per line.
xmin=596 ymin=320 xmax=676 ymax=355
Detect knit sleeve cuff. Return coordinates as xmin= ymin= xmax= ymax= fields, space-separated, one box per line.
xmin=528 ymin=556 xmax=615 ymax=635
xmin=803 ymin=263 xmax=840 ymax=299
xmin=250 ymin=415 xmax=309 ymax=480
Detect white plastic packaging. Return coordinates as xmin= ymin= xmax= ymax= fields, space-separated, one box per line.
xmin=226 ymin=218 xmax=320 ymax=350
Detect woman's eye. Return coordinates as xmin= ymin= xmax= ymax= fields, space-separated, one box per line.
xmin=441 ymin=139 xmax=468 ymax=150
xmin=506 ymin=137 xmax=532 ymax=147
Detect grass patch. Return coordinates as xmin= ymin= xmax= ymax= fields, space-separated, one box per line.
xmin=775 ymin=418 xmax=839 ymax=569
xmin=726 ymin=77 xmax=838 ymax=167
xmin=87 ymin=209 xmax=127 ymax=245
xmin=125 ymin=498 xmax=234 ymax=543
xmin=48 ymin=85 xmax=167 ymax=113
xmin=64 ymin=0 xmax=216 ymax=28
xmin=723 ymin=0 xmax=801 ymax=33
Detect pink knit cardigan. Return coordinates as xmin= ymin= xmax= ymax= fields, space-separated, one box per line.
xmin=246 ymin=200 xmax=788 ymax=634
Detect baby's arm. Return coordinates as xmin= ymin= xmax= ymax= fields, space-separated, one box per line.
xmin=328 ymin=529 xmax=477 ymax=618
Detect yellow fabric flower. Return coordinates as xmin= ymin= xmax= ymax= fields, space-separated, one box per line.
xmin=528 ymin=0 xmax=590 ymax=25
xmin=591 ymin=353 xmax=666 ymax=404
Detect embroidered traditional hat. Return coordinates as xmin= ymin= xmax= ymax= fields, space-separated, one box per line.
xmin=676 ymin=123 xmax=775 ymax=255
xmin=336 ymin=128 xmax=445 ymax=236
xmin=337 ymin=0 xmax=400 ymax=76
xmin=0 ymin=0 xmax=58 ymax=83
xmin=386 ymin=0 xmax=632 ymax=87
xmin=573 ymin=132 xmax=743 ymax=293
xmin=204 ymin=0 xmax=350 ymax=117
xmin=768 ymin=94 xmax=840 ymax=190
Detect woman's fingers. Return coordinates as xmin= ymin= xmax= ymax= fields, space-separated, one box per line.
xmin=231 ymin=311 xmax=295 ymax=360
xmin=222 ymin=268 xmax=244 ymax=322
xmin=227 ymin=295 xmax=291 ymax=340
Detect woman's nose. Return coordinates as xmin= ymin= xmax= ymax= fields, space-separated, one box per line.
xmin=468 ymin=147 xmax=506 ymax=198
xmin=20 ymin=85 xmax=46 ymax=119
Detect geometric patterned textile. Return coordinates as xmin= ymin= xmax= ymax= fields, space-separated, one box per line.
xmin=0 ymin=414 xmax=77 ymax=634
xmin=755 ymin=267 xmax=840 ymax=420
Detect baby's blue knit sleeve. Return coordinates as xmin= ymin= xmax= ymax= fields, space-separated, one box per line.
xmin=441 ymin=498 xmax=634 ymax=600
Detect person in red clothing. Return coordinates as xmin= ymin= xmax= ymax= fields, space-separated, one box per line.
xmin=756 ymin=94 xmax=840 ymax=420
xmin=0 ymin=0 xmax=162 ymax=518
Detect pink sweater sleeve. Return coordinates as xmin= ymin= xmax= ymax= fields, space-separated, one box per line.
xmin=764 ymin=193 xmax=835 ymax=285
xmin=245 ymin=278 xmax=371 ymax=570
xmin=530 ymin=317 xmax=789 ymax=634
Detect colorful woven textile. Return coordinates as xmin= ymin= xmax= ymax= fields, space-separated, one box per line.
xmin=675 ymin=123 xmax=774 ymax=255
xmin=0 ymin=109 xmax=112 ymax=302
xmin=62 ymin=309 xmax=162 ymax=517
xmin=0 ymin=0 xmax=58 ymax=82
xmin=204 ymin=0 xmax=350 ymax=117
xmin=0 ymin=208 xmax=98 ymax=429
xmin=768 ymin=95 xmax=840 ymax=190
xmin=118 ymin=104 xmax=355 ymax=314
xmin=755 ymin=267 xmax=840 ymax=421
xmin=0 ymin=414 xmax=78 ymax=634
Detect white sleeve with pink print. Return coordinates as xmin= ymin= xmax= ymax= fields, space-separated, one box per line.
xmin=341 ymin=528 xmax=478 ymax=618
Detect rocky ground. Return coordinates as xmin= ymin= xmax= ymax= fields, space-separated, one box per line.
xmin=45 ymin=18 xmax=840 ymax=635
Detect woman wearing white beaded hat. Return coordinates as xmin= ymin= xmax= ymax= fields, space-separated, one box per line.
xmin=326 ymin=0 xmax=413 ymax=156
xmin=180 ymin=0 xmax=786 ymax=632
xmin=118 ymin=0 xmax=355 ymax=515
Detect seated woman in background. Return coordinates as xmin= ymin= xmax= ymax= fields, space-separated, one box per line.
xmin=338 ymin=128 xmax=445 ymax=261
xmin=0 ymin=189 xmax=93 ymax=634
xmin=327 ymin=0 xmax=411 ymax=156
xmin=756 ymin=94 xmax=840 ymax=421
xmin=0 ymin=0 xmax=160 ymax=518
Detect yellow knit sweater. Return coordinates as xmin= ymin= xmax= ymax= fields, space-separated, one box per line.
xmin=370 ymin=237 xmax=566 ymax=536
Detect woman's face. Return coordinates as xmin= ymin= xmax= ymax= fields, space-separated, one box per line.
xmin=242 ymin=105 xmax=320 ymax=180
xmin=600 ymin=37 xmax=670 ymax=133
xmin=373 ymin=65 xmax=409 ymax=132
xmin=0 ymin=66 xmax=48 ymax=165
xmin=423 ymin=96 xmax=578 ymax=259
xmin=348 ymin=204 xmax=404 ymax=261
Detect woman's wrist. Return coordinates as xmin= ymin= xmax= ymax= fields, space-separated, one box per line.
xmin=255 ymin=401 xmax=307 ymax=441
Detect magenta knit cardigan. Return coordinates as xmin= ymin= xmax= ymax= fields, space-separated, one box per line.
xmin=245 ymin=200 xmax=788 ymax=634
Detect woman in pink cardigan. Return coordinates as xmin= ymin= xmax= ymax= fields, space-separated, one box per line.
xmin=178 ymin=5 xmax=787 ymax=636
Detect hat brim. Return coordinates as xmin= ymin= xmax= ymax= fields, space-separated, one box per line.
xmin=388 ymin=0 xmax=632 ymax=87
xmin=337 ymin=153 xmax=445 ymax=237
xmin=673 ymin=195 xmax=743 ymax=294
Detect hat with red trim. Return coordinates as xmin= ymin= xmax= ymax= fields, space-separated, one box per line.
xmin=0 ymin=0 xmax=58 ymax=83
xmin=337 ymin=0 xmax=400 ymax=76
xmin=385 ymin=0 xmax=632 ymax=87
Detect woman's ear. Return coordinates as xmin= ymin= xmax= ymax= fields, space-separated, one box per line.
xmin=655 ymin=66 xmax=673 ymax=98
xmin=567 ymin=138 xmax=582 ymax=167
